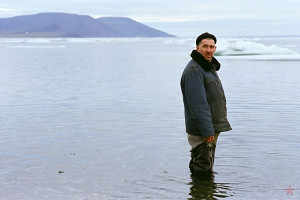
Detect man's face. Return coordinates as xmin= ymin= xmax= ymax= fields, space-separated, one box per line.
xmin=196 ymin=38 xmax=216 ymax=62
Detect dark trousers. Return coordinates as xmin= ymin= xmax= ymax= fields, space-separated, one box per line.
xmin=189 ymin=141 xmax=217 ymax=175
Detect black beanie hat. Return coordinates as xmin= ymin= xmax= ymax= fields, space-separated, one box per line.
xmin=196 ymin=32 xmax=217 ymax=45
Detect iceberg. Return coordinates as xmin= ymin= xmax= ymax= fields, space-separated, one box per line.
xmin=215 ymin=39 xmax=298 ymax=56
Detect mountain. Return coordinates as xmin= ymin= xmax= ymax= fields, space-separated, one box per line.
xmin=0 ymin=13 xmax=175 ymax=38
xmin=97 ymin=17 xmax=171 ymax=37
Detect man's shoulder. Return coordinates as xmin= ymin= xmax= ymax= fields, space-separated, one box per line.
xmin=187 ymin=59 xmax=197 ymax=66
xmin=181 ymin=59 xmax=206 ymax=84
xmin=184 ymin=59 xmax=205 ymax=73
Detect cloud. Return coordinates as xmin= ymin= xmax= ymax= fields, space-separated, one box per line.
xmin=0 ymin=7 xmax=21 ymax=13
xmin=92 ymin=0 xmax=300 ymax=23
xmin=0 ymin=7 xmax=23 ymax=18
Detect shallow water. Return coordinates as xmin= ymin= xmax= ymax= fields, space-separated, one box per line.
xmin=0 ymin=38 xmax=300 ymax=199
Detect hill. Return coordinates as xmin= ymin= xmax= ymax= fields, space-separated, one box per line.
xmin=0 ymin=13 xmax=175 ymax=38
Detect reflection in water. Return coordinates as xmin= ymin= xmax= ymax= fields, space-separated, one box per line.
xmin=188 ymin=173 xmax=234 ymax=200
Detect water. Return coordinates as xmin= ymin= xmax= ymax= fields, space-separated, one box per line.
xmin=0 ymin=37 xmax=300 ymax=200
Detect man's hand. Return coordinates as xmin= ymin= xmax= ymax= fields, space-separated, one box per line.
xmin=204 ymin=135 xmax=215 ymax=143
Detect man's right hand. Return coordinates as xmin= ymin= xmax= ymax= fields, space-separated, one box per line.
xmin=204 ymin=135 xmax=214 ymax=143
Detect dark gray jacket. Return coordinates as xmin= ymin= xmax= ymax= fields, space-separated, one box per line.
xmin=181 ymin=50 xmax=231 ymax=137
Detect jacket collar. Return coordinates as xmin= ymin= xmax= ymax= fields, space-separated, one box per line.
xmin=190 ymin=50 xmax=220 ymax=71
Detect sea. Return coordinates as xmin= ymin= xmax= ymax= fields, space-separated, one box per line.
xmin=0 ymin=36 xmax=300 ymax=200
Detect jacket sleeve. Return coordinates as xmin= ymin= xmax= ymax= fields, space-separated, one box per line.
xmin=183 ymin=66 xmax=215 ymax=137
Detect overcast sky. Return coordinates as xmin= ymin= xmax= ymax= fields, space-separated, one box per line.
xmin=1 ymin=0 xmax=300 ymax=37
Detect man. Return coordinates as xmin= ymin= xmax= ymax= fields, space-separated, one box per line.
xmin=180 ymin=32 xmax=232 ymax=175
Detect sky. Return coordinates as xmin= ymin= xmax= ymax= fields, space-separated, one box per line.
xmin=1 ymin=0 xmax=300 ymax=37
